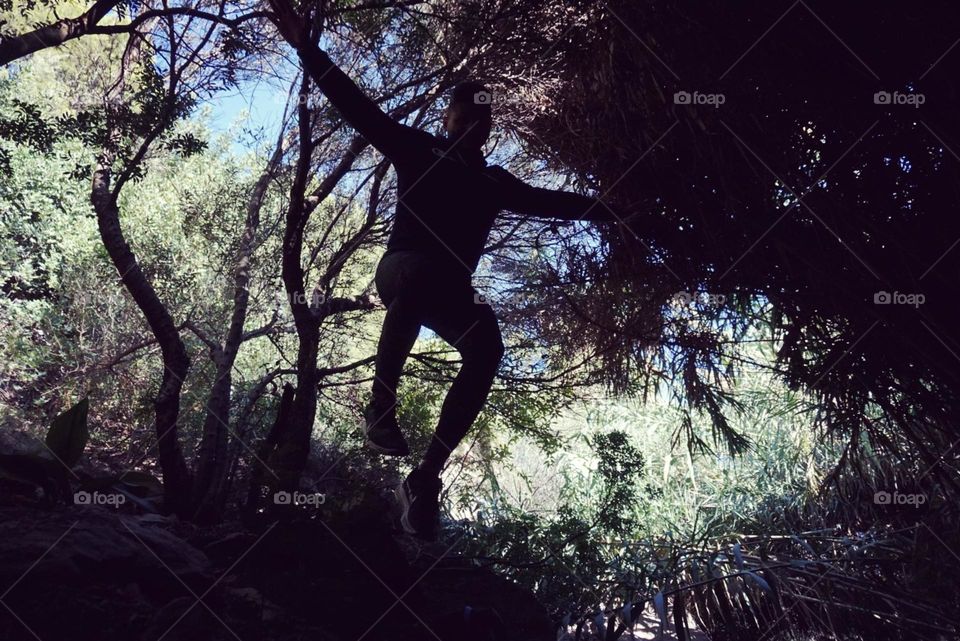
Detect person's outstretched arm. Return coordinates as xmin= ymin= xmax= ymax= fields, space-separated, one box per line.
xmin=490 ymin=166 xmax=620 ymax=223
xmin=267 ymin=1 xmax=424 ymax=160
xmin=295 ymin=44 xmax=426 ymax=164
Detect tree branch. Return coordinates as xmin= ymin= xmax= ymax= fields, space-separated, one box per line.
xmin=0 ymin=0 xmax=120 ymax=66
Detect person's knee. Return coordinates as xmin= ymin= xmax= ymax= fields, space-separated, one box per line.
xmin=461 ymin=329 xmax=504 ymax=371
xmin=388 ymin=288 xmax=432 ymax=317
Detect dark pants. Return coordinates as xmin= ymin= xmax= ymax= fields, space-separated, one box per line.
xmin=371 ymin=250 xmax=504 ymax=473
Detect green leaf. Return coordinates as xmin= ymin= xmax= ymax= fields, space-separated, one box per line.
xmin=745 ymin=571 xmax=771 ymax=594
xmin=792 ymin=535 xmax=817 ymax=557
xmin=653 ymin=591 xmax=667 ymax=629
xmin=45 ymin=397 xmax=89 ymax=467
xmin=732 ymin=542 xmax=744 ymax=570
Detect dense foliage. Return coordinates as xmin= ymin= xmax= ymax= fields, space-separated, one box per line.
xmin=1 ymin=2 xmax=958 ymax=640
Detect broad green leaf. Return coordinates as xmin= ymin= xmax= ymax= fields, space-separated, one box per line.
xmin=45 ymin=397 xmax=89 ymax=467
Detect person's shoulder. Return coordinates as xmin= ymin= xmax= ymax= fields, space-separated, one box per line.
xmin=484 ymin=165 xmax=517 ymax=182
xmin=484 ymin=165 xmax=529 ymax=192
xmin=422 ymin=131 xmax=451 ymax=157
xmin=390 ymin=125 xmax=442 ymax=165
xmin=404 ymin=125 xmax=438 ymax=146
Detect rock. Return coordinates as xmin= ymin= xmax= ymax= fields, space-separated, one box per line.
xmin=139 ymin=595 xmax=210 ymax=641
xmin=0 ymin=499 xmax=561 ymax=641
xmin=200 ymin=531 xmax=259 ymax=565
xmin=0 ymin=428 xmax=43 ymax=455
xmin=411 ymin=557 xmax=555 ymax=641
xmin=0 ymin=506 xmax=211 ymax=599
xmin=135 ymin=513 xmax=174 ymax=526
xmin=241 ymin=514 xmax=429 ymax=640
xmin=0 ymin=505 xmax=213 ymax=641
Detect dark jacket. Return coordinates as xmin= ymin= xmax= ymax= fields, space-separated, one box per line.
xmin=299 ymin=47 xmax=612 ymax=275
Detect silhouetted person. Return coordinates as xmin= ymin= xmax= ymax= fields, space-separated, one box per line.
xmin=299 ymin=46 xmax=621 ymax=540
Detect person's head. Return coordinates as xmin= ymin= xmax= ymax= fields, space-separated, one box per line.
xmin=444 ymin=81 xmax=492 ymax=149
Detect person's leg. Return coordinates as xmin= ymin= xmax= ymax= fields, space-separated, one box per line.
xmin=364 ymin=252 xmax=431 ymax=454
xmin=369 ymin=251 xmax=434 ymax=408
xmin=370 ymin=302 xmax=423 ymax=412
xmin=418 ymin=288 xmax=505 ymax=477
xmin=369 ymin=298 xmax=422 ymax=411
xmin=397 ymin=283 xmax=504 ymax=538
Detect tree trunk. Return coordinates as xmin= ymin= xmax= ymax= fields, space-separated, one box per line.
xmin=90 ymin=30 xmax=192 ymax=517
xmin=191 ymin=136 xmax=286 ymax=523
xmin=91 ymin=156 xmax=193 ymax=517
xmin=243 ymin=382 xmax=295 ymax=525
xmin=0 ymin=0 xmax=121 ymax=66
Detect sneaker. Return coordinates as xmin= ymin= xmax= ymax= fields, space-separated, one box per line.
xmin=396 ymin=468 xmax=442 ymax=541
xmin=363 ymin=401 xmax=410 ymax=456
